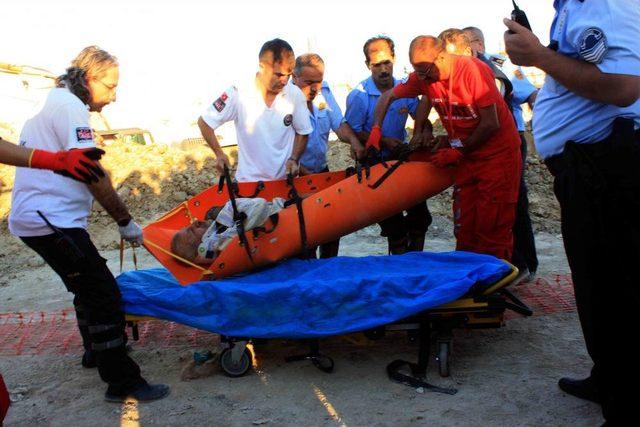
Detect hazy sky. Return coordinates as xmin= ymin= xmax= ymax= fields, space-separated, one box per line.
xmin=1 ymin=0 xmax=556 ymax=141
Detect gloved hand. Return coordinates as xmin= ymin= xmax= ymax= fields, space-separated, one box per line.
xmin=431 ymin=148 xmax=463 ymax=168
xmin=30 ymin=148 xmax=105 ymax=184
xmin=366 ymin=125 xmax=382 ymax=151
xmin=118 ymin=219 xmax=144 ymax=245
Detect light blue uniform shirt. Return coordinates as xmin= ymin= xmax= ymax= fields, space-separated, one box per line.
xmin=533 ymin=0 xmax=640 ymax=159
xmin=299 ymin=82 xmax=344 ymax=173
xmin=345 ymin=76 xmax=418 ymax=144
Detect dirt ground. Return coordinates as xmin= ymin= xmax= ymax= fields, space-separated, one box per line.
xmin=0 ymin=142 xmax=603 ymax=426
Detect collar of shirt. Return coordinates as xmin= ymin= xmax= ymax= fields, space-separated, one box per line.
xmin=362 ymin=76 xmax=400 ymax=96
xmin=554 ymin=0 xmax=584 ymax=10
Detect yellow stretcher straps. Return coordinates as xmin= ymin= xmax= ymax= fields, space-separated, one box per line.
xmin=143 ymin=238 xmax=214 ymax=276
xmin=119 ymin=238 xmax=139 ymax=273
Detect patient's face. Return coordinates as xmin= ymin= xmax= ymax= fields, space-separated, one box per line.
xmin=174 ymin=220 xmax=211 ymax=259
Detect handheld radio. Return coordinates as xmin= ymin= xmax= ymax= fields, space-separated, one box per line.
xmin=511 ymin=0 xmax=532 ymax=31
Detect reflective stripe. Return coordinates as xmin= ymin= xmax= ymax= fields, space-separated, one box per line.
xmin=91 ymin=336 xmax=124 ymax=351
xmin=88 ymin=324 xmax=118 ymax=334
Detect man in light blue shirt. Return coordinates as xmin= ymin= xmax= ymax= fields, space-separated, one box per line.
xmin=505 ymin=1 xmax=640 ymax=422
xmin=345 ymin=35 xmax=431 ymax=254
xmin=292 ymin=53 xmax=364 ymax=258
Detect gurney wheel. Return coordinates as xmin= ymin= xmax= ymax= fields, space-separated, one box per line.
xmin=437 ymin=342 xmax=450 ymax=378
xmin=220 ymin=348 xmax=252 ymax=378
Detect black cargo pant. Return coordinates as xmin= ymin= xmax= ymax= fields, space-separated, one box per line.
xmin=375 ymin=152 xmax=432 ymax=247
xmin=21 ymin=228 xmax=145 ymax=395
xmin=379 ymin=201 xmax=432 ymax=241
xmin=511 ymin=133 xmax=538 ymax=274
xmin=545 ymin=118 xmax=640 ymax=423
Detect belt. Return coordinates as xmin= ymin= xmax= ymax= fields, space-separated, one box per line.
xmin=545 ymin=118 xmax=639 ymax=176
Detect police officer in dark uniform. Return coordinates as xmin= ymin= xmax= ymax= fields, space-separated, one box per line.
xmin=505 ymin=1 xmax=640 ymax=423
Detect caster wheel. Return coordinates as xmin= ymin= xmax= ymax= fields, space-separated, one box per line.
xmin=436 ymin=341 xmax=450 ymax=377
xmin=220 ymin=347 xmax=252 ymax=377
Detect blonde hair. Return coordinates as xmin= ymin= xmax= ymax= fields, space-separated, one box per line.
xmin=55 ymin=46 xmax=118 ymax=104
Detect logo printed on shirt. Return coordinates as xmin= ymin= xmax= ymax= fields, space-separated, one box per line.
xmin=432 ymin=99 xmax=478 ymax=121
xmin=283 ymin=114 xmax=293 ymax=127
xmin=75 ymin=127 xmax=94 ymax=143
xmin=579 ymin=28 xmax=608 ymax=64
xmin=213 ymin=92 xmax=228 ymax=112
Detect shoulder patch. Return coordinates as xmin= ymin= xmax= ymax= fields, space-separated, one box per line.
xmin=213 ymin=91 xmax=228 ymax=112
xmin=579 ymin=27 xmax=608 ymax=64
xmin=283 ymin=114 xmax=293 ymax=127
xmin=75 ymin=127 xmax=94 ymax=143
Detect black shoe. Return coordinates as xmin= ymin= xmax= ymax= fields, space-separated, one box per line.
xmin=81 ymin=350 xmax=97 ymax=369
xmin=558 ymin=377 xmax=600 ymax=403
xmin=105 ymin=383 xmax=170 ymax=403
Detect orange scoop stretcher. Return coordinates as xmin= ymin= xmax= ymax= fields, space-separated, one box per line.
xmin=142 ymin=158 xmax=454 ymax=285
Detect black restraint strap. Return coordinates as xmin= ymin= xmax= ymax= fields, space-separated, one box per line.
xmin=284 ymin=174 xmax=310 ymax=259
xmin=222 ymin=165 xmax=254 ymax=263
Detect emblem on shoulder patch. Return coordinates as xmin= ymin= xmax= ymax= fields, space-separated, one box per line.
xmin=283 ymin=114 xmax=293 ymax=126
xmin=75 ymin=127 xmax=93 ymax=143
xmin=213 ymin=92 xmax=227 ymax=112
xmin=579 ymin=27 xmax=607 ymax=64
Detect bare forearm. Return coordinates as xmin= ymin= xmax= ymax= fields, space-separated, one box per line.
xmin=197 ymin=117 xmax=225 ymax=157
xmin=462 ymin=122 xmax=498 ymax=153
xmin=88 ymin=171 xmax=131 ymax=224
xmin=335 ymin=122 xmax=361 ymax=147
xmin=0 ymin=138 xmax=32 ymax=167
xmin=372 ymin=90 xmax=395 ymax=128
xmin=414 ymin=98 xmax=431 ymax=134
xmin=355 ymin=131 xmax=368 ymax=145
xmin=536 ymin=48 xmax=640 ymax=107
xmin=291 ymin=134 xmax=308 ymax=160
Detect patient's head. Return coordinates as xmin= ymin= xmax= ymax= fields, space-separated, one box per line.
xmin=171 ymin=220 xmax=212 ymax=262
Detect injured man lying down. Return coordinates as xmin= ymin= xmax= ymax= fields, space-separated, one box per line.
xmin=171 ymin=198 xmax=286 ymax=264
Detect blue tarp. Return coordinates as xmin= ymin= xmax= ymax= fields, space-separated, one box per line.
xmin=117 ymin=251 xmax=510 ymax=339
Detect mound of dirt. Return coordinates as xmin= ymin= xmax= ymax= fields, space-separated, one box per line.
xmin=0 ymin=138 xmax=559 ymax=281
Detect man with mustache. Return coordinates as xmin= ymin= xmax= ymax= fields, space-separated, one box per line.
xmin=369 ymin=36 xmax=521 ymax=261
xmin=345 ymin=35 xmax=432 ymax=255
xmin=198 ymin=38 xmax=313 ymax=182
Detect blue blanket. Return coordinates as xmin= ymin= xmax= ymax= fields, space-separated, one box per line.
xmin=117 ymin=251 xmax=510 ymax=339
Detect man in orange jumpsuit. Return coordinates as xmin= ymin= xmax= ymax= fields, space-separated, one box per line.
xmin=369 ymin=36 xmax=521 ymax=260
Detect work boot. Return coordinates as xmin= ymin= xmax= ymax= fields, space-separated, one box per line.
xmin=558 ymin=377 xmax=600 ymax=403
xmin=407 ymin=232 xmax=426 ymax=252
xmin=105 ymin=383 xmax=170 ymax=403
xmin=387 ymin=237 xmax=408 ymax=255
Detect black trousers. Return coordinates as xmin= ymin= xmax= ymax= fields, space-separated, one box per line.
xmin=21 ymin=228 xmax=145 ymax=395
xmin=379 ymin=201 xmax=432 ymax=241
xmin=545 ymin=119 xmax=640 ymax=423
xmin=511 ymin=133 xmax=538 ymax=273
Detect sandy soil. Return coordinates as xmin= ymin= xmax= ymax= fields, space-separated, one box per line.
xmin=0 ymin=142 xmax=603 ymax=426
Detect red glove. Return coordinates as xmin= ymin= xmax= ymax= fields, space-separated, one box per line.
xmin=30 ymin=147 xmax=106 ymax=184
xmin=431 ymin=148 xmax=463 ymax=168
xmin=366 ymin=125 xmax=382 ymax=151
